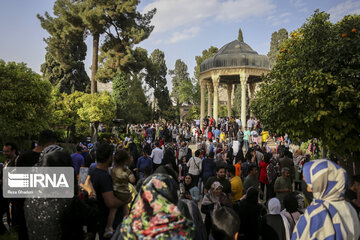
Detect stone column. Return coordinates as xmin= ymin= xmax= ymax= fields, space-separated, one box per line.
xmin=200 ymin=79 xmax=206 ymax=130
xmin=240 ymin=73 xmax=248 ymax=129
xmin=227 ymin=83 xmax=233 ymax=118
xmin=207 ymin=82 xmax=213 ymax=117
xmin=212 ymin=75 xmax=220 ymax=126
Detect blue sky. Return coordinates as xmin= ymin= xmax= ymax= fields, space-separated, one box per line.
xmin=1 ymin=0 xmax=359 ymax=89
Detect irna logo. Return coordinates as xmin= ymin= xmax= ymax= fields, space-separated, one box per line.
xmin=7 ymin=172 xmax=69 ymax=188
xmin=3 ymin=167 xmax=74 ymax=198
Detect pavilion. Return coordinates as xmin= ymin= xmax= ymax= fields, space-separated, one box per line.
xmin=199 ymin=38 xmax=270 ymax=129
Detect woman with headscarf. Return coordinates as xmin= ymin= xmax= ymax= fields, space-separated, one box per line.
xmin=183 ymin=174 xmax=200 ymax=202
xmin=201 ymin=181 xmax=232 ymax=236
xmin=113 ymin=174 xmax=195 ymax=239
xmin=292 ymin=159 xmax=360 ymax=239
xmin=233 ymin=187 xmax=267 ymax=239
xmin=259 ymin=197 xmax=290 ymax=240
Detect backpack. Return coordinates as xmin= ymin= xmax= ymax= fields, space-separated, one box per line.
xmin=267 ymin=159 xmax=279 ymax=184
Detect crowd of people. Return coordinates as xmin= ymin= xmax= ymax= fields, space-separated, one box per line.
xmin=0 ymin=116 xmax=360 ymax=240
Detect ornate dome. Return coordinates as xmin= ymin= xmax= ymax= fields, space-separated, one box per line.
xmin=200 ymin=40 xmax=270 ymax=72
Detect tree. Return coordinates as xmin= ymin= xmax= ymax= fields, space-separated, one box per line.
xmin=169 ymin=59 xmax=191 ymax=104
xmin=145 ymin=49 xmax=172 ymax=119
xmin=50 ymin=89 xmax=86 ymax=143
xmin=41 ymin=53 xmax=90 ymax=94
xmin=38 ymin=0 xmax=90 ymax=94
xmin=112 ymin=72 xmax=151 ymax=123
xmin=251 ymin=11 xmax=360 ymax=159
xmin=0 ymin=60 xmax=52 ymax=143
xmin=77 ymin=0 xmax=155 ymax=89
xmin=77 ymin=91 xmax=116 ymax=142
xmin=267 ymin=28 xmax=288 ymax=68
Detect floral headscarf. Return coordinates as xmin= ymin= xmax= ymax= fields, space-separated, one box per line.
xmin=292 ymin=159 xmax=360 ymax=239
xmin=118 ymin=174 xmax=195 ymax=239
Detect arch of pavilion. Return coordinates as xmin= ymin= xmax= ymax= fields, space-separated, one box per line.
xmin=199 ymin=39 xmax=270 ymax=129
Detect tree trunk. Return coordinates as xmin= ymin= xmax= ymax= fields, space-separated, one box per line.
xmin=91 ymin=33 xmax=99 ymax=95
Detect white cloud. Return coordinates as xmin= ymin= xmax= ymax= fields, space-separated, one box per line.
xmin=169 ymin=27 xmax=200 ymax=43
xmin=291 ymin=0 xmax=305 ymax=8
xmin=267 ymin=12 xmax=291 ymax=26
xmin=329 ymin=0 xmax=360 ymax=22
xmin=215 ymin=0 xmax=275 ymax=22
xmin=142 ymin=0 xmax=276 ymax=34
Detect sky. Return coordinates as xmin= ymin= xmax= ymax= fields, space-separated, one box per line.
xmin=1 ymin=0 xmax=360 ymax=90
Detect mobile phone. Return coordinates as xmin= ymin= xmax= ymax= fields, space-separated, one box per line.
xmin=79 ymin=167 xmax=89 ymax=185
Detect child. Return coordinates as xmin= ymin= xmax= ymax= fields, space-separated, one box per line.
xmin=104 ymin=150 xmax=133 ymax=238
xmin=178 ymin=156 xmax=188 ymax=182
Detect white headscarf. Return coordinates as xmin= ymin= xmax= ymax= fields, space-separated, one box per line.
xmin=268 ymin=198 xmax=290 ymax=240
xmin=292 ymin=159 xmax=360 ymax=239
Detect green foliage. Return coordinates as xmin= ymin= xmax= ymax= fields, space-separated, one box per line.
xmin=186 ymin=105 xmax=200 ymax=121
xmin=112 ymin=72 xmax=151 ymax=123
xmin=92 ymin=1 xmax=156 ymax=82
xmin=178 ymin=78 xmax=196 ymax=105
xmin=38 ymin=0 xmax=90 ymax=93
xmin=145 ymin=49 xmax=172 ymax=119
xmin=252 ymin=10 xmax=360 ymax=157
xmin=267 ymin=28 xmax=288 ymax=68
xmin=78 ymin=91 xmax=116 ymax=124
xmin=194 ymin=46 xmax=218 ymax=82
xmin=169 ymin=59 xmax=191 ymax=104
xmin=0 ymin=60 xmax=52 ymax=139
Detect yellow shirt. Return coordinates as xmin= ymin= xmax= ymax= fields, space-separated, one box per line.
xmin=230 ymin=176 xmax=243 ymax=203
xmin=261 ymin=131 xmax=270 ymax=142
xmin=220 ymin=133 xmax=226 ymax=142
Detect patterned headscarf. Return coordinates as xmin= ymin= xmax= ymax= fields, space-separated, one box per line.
xmin=118 ymin=174 xmax=195 ymax=239
xmin=292 ymin=159 xmax=360 ymax=240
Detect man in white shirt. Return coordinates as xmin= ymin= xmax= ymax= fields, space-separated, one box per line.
xmin=150 ymin=141 xmax=163 ymax=171
xmin=187 ymin=149 xmax=202 ymax=186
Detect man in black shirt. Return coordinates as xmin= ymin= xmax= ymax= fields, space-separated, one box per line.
xmin=89 ymin=143 xmax=130 ymax=239
xmin=204 ymin=165 xmax=232 ymax=200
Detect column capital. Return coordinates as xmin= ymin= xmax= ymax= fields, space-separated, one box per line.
xmin=200 ymin=79 xmax=207 ymax=88
xmin=206 ymin=81 xmax=213 ymax=90
xmin=211 ymin=74 xmax=220 ymax=87
xmin=240 ymin=73 xmax=249 ymax=84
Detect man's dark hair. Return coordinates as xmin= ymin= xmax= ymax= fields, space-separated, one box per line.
xmin=208 ymin=152 xmax=215 ymax=158
xmin=216 ymin=165 xmax=226 ymax=172
xmin=227 ymin=165 xmax=236 ymax=175
xmin=4 ymin=142 xmax=18 ymax=154
xmin=195 ymin=149 xmax=200 ymax=157
xmin=38 ymin=130 xmax=57 ymax=146
xmin=76 ymin=146 xmax=83 ymax=152
xmin=211 ymin=207 xmax=240 ymax=240
xmin=155 ymin=141 xmax=160 ymax=147
xmin=96 ymin=143 xmax=114 ymax=163
xmin=248 ymin=165 xmax=257 ymax=173
xmin=114 ymin=150 xmax=130 ymax=166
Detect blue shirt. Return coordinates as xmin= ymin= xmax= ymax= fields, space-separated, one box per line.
xmin=202 ymin=158 xmax=216 ymax=178
xmin=71 ymin=153 xmax=84 ymax=175
xmin=213 ymin=129 xmax=221 ymax=140
xmin=136 ymin=156 xmax=152 ymax=173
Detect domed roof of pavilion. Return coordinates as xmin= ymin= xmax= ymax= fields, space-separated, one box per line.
xmin=200 ymin=40 xmax=270 ymax=72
